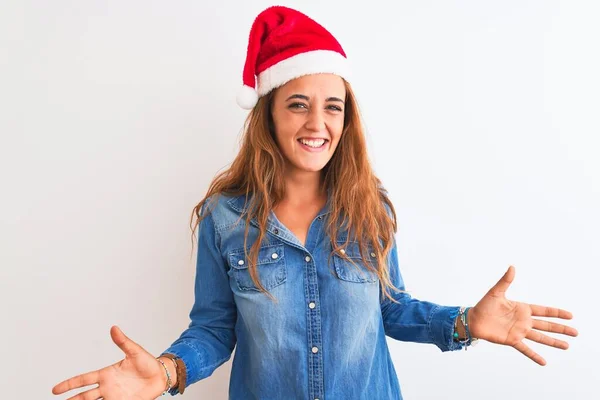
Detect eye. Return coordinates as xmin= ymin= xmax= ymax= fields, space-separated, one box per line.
xmin=289 ymin=102 xmax=307 ymax=109
xmin=288 ymin=103 xmax=343 ymax=112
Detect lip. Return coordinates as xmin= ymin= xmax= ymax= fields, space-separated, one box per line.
xmin=297 ymin=138 xmax=328 ymax=152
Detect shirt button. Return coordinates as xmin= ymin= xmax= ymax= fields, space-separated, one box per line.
xmin=309 ymin=302 xmax=316 ymax=309
xmin=340 ymin=249 xmax=345 ymax=255
xmin=370 ymin=252 xmax=376 ymax=257
xmin=317 ymin=216 xmax=322 ymax=220
xmin=311 ymin=346 xmax=319 ymax=353
xmin=238 ymin=259 xmax=244 ymax=266
xmin=305 ymin=255 xmax=311 ymax=262
xmin=271 ymin=252 xmax=278 ymax=259
xmin=274 ymin=228 xmax=279 ymax=234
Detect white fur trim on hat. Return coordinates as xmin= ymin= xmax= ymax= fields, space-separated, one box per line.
xmin=256 ymin=49 xmax=351 ymax=96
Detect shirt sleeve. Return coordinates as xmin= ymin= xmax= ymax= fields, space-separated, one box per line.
xmin=380 ymin=234 xmax=465 ymax=352
xmin=159 ymin=200 xmax=237 ymax=395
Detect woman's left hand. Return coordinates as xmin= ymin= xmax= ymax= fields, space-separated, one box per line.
xmin=468 ymin=265 xmax=578 ymax=366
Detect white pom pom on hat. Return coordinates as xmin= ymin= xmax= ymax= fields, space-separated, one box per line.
xmin=236 ymin=6 xmax=352 ymax=110
xmin=236 ymin=84 xmax=259 ymax=109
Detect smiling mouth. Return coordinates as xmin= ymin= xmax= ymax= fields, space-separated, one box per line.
xmin=297 ymin=138 xmax=329 ymax=148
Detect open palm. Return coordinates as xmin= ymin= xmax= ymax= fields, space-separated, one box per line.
xmin=468 ymin=265 xmax=578 ymax=366
xmin=51 ymin=326 xmax=167 ymax=399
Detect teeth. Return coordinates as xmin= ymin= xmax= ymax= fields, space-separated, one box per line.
xmin=299 ymin=138 xmax=326 ymax=148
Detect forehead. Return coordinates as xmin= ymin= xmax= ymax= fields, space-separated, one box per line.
xmin=275 ymin=73 xmax=346 ymax=99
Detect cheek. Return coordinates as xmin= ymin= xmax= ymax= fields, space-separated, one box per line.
xmin=272 ymin=130 xmax=297 ymax=156
xmin=273 ymin=117 xmax=303 ymax=141
xmin=274 ymin=126 xmax=297 ymax=145
xmin=271 ymin=113 xmax=290 ymax=141
xmin=329 ymin=118 xmax=345 ymax=140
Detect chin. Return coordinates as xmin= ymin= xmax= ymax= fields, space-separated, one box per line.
xmin=295 ymin=164 xmax=327 ymax=173
xmin=286 ymin=154 xmax=332 ymax=173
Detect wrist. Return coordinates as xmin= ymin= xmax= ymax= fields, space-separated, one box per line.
xmin=454 ymin=313 xmax=467 ymax=339
xmin=157 ymin=356 xmax=178 ymax=390
xmin=467 ymin=306 xmax=480 ymax=339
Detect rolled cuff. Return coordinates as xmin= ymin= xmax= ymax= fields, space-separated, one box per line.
xmin=428 ymin=305 xmax=466 ymax=352
xmin=159 ymin=341 xmax=197 ymax=396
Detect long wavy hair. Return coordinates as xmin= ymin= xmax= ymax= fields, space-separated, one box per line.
xmin=189 ymin=79 xmax=404 ymax=303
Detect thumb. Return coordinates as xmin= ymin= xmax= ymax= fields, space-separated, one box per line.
xmin=111 ymin=325 xmax=143 ymax=358
xmin=487 ymin=265 xmax=516 ymax=296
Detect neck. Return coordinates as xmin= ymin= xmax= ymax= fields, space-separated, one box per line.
xmin=282 ymin=169 xmax=326 ymax=206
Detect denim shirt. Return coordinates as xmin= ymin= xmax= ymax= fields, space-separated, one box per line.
xmin=160 ymin=191 xmax=466 ymax=399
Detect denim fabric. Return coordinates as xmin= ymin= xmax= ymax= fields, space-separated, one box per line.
xmin=160 ymin=190 xmax=465 ymax=399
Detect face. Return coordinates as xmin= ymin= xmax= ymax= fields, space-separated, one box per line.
xmin=270 ymin=73 xmax=346 ymax=176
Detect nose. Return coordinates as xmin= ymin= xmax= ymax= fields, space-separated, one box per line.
xmin=304 ymin=108 xmax=326 ymax=132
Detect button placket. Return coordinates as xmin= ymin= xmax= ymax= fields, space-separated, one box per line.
xmin=302 ymin=250 xmax=323 ymax=399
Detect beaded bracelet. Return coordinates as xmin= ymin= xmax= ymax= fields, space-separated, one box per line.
xmin=156 ymin=357 xmax=172 ymax=396
xmin=453 ymin=306 xmax=479 ymax=350
xmin=161 ymin=353 xmax=187 ymax=394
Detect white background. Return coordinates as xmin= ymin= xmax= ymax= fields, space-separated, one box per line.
xmin=1 ymin=1 xmax=598 ymax=399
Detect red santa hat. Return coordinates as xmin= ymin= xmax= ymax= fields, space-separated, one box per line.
xmin=236 ymin=6 xmax=352 ymax=109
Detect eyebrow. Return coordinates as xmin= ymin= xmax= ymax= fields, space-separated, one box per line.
xmin=285 ymin=94 xmax=345 ymax=104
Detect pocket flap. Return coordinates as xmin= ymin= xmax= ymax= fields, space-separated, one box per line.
xmin=334 ymin=241 xmax=378 ymax=283
xmin=228 ymin=243 xmax=285 ymax=270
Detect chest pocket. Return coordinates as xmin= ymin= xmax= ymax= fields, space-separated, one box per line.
xmin=227 ymin=243 xmax=287 ymax=291
xmin=333 ymin=240 xmax=379 ymax=283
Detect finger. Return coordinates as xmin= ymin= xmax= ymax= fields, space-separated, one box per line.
xmin=532 ymin=318 xmax=579 ymax=337
xmin=52 ymin=371 xmax=100 ymax=395
xmin=513 ymin=341 xmax=547 ymax=366
xmin=529 ymin=305 xmax=574 ymax=320
xmin=526 ymin=329 xmax=570 ymax=350
xmin=488 ymin=265 xmax=515 ymax=295
xmin=65 ymin=387 xmax=102 ymax=400
xmin=111 ymin=325 xmax=142 ymax=358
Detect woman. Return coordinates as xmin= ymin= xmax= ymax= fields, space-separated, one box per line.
xmin=51 ymin=6 xmax=578 ymax=400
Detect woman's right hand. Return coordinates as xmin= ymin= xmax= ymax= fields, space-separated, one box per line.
xmin=52 ymin=325 xmax=171 ymax=400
